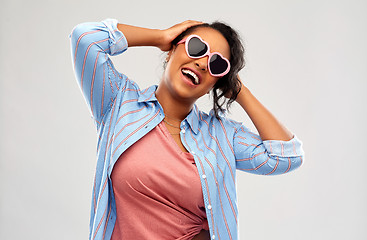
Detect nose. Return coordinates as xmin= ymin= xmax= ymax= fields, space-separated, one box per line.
xmin=194 ymin=57 xmax=208 ymax=72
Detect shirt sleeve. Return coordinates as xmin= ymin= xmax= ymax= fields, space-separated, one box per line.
xmin=233 ymin=124 xmax=304 ymax=175
xmin=69 ymin=18 xmax=128 ymax=126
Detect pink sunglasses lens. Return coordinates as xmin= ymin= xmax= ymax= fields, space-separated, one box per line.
xmin=209 ymin=54 xmax=229 ymax=75
xmin=187 ymin=37 xmax=208 ymax=57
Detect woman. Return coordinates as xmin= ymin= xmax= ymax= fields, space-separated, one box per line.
xmin=69 ymin=18 xmax=304 ymax=240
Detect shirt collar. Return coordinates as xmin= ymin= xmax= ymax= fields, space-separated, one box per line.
xmin=138 ymin=85 xmax=199 ymax=134
xmin=184 ymin=104 xmax=199 ymax=134
xmin=137 ymin=85 xmax=159 ymax=102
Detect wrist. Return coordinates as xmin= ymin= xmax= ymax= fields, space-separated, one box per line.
xmin=142 ymin=28 xmax=164 ymax=48
xmin=156 ymin=29 xmax=174 ymax=51
xmin=235 ymin=84 xmax=248 ymax=103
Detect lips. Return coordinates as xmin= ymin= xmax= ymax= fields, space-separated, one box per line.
xmin=181 ymin=67 xmax=201 ymax=85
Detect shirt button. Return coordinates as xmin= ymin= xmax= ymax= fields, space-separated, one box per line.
xmin=181 ymin=129 xmax=186 ymax=133
xmin=202 ymin=174 xmax=206 ymax=179
xmin=182 ymin=122 xmax=186 ymax=125
xmin=212 ymin=235 xmax=215 ymax=239
xmin=207 ymin=205 xmax=212 ymax=210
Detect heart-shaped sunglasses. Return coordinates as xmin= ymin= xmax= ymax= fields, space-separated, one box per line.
xmin=177 ymin=35 xmax=231 ymax=77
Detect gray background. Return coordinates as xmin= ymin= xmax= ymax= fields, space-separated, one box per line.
xmin=1 ymin=0 xmax=366 ymax=239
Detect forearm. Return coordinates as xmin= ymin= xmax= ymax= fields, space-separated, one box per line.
xmin=236 ymin=83 xmax=293 ymax=141
xmin=117 ymin=20 xmax=203 ymax=51
xmin=117 ymin=23 xmax=163 ymax=48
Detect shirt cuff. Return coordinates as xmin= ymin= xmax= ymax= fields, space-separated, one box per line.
xmin=101 ymin=18 xmax=128 ymax=56
xmin=262 ymin=135 xmax=304 ymax=157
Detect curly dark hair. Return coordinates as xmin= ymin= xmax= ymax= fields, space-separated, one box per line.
xmin=170 ymin=22 xmax=246 ymax=118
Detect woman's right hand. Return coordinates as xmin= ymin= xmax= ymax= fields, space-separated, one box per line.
xmin=157 ymin=20 xmax=204 ymax=52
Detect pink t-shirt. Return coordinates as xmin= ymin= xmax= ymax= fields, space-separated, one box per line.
xmin=111 ymin=120 xmax=208 ymax=240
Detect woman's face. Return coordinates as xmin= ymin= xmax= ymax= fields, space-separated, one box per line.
xmin=161 ymin=27 xmax=231 ymax=104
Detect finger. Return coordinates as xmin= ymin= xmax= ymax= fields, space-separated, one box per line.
xmin=178 ymin=20 xmax=204 ymax=33
xmin=177 ymin=20 xmax=203 ymax=27
xmin=183 ymin=20 xmax=204 ymax=27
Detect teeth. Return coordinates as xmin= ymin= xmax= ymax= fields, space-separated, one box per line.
xmin=182 ymin=69 xmax=199 ymax=85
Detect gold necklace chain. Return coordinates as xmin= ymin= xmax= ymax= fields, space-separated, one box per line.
xmin=164 ymin=114 xmax=183 ymax=121
xmin=163 ymin=118 xmax=181 ymax=129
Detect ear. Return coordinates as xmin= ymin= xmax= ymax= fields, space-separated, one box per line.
xmin=166 ymin=45 xmax=177 ymax=62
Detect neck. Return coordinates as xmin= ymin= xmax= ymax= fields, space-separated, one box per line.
xmin=155 ymin=85 xmax=194 ymax=121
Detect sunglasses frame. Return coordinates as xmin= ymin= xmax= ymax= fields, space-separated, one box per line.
xmin=177 ymin=34 xmax=231 ymax=77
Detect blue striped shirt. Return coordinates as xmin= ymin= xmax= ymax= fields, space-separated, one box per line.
xmin=69 ymin=18 xmax=304 ymax=240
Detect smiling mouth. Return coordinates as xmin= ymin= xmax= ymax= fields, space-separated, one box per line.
xmin=182 ymin=69 xmax=200 ymax=85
